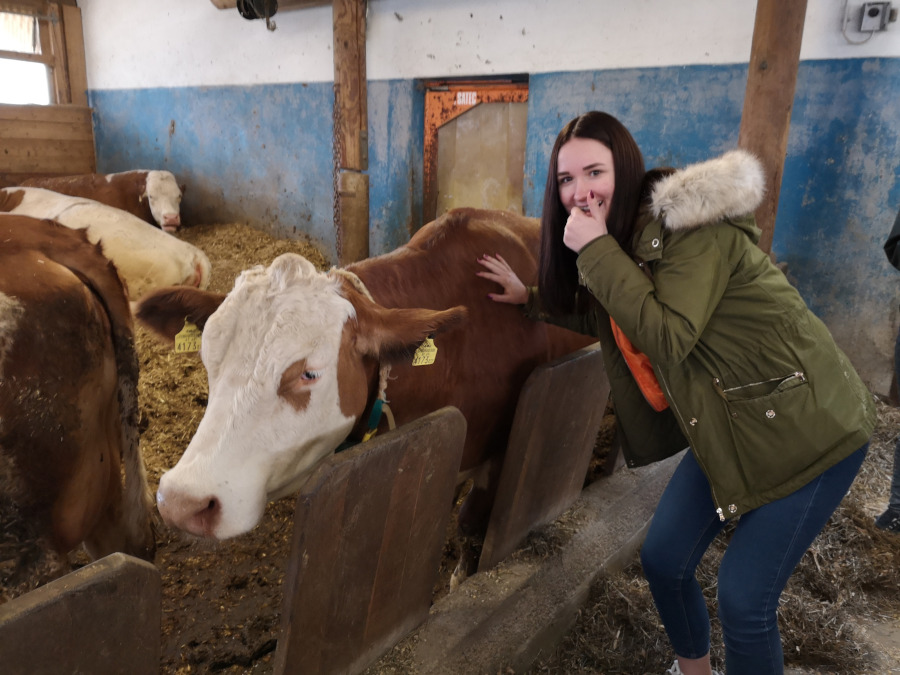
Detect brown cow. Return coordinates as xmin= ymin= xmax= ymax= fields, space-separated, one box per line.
xmin=0 ymin=215 xmax=156 ymax=600
xmin=20 ymin=170 xmax=184 ymax=231
xmin=135 ymin=208 xmax=594 ymax=554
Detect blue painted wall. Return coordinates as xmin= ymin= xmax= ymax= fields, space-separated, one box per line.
xmin=90 ymin=79 xmax=424 ymax=258
xmin=89 ymin=57 xmax=900 ymax=390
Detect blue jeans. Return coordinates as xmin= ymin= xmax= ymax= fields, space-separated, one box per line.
xmin=640 ymin=445 xmax=867 ymax=675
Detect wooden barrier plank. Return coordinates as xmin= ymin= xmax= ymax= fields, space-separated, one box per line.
xmin=0 ymin=116 xmax=93 ymax=142
xmin=274 ymin=406 xmax=467 ymax=675
xmin=0 ymin=553 xmax=161 ymax=675
xmin=0 ymin=104 xmax=93 ymax=125
xmin=0 ymin=104 xmax=95 ymax=176
xmin=0 ymin=139 xmax=95 ymax=174
xmin=479 ymin=342 xmax=609 ymax=571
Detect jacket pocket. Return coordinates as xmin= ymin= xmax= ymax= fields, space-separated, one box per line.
xmin=716 ymin=372 xmax=846 ymax=494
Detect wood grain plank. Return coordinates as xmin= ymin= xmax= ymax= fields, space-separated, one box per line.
xmin=479 ymin=343 xmax=609 ymax=571
xmin=62 ymin=5 xmax=88 ymax=106
xmin=0 ymin=138 xmax=95 ymax=174
xmin=274 ymin=407 xmax=466 ymax=675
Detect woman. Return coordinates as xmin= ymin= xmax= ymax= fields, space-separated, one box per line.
xmin=477 ymin=111 xmax=875 ymax=675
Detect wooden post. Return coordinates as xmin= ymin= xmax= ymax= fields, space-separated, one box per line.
xmin=333 ymin=0 xmax=369 ymax=265
xmin=61 ymin=5 xmax=88 ymax=107
xmin=738 ymin=0 xmax=808 ymax=255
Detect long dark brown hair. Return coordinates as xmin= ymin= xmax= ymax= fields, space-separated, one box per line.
xmin=538 ymin=111 xmax=645 ymax=315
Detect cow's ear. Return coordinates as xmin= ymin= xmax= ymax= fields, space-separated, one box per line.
xmin=135 ymin=286 xmax=226 ymax=342
xmin=352 ymin=301 xmax=467 ymax=362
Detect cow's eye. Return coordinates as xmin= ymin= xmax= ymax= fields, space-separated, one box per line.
xmin=301 ymin=370 xmax=321 ymax=382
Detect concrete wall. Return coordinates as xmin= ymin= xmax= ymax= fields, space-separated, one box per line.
xmin=77 ymin=0 xmax=900 ymax=394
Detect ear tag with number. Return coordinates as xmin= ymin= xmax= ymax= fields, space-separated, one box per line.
xmin=174 ymin=319 xmax=202 ymax=354
xmin=411 ymin=337 xmax=437 ymax=366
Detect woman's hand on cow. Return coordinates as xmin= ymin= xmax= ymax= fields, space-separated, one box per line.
xmin=476 ymin=254 xmax=528 ymax=305
xmin=563 ymin=190 xmax=609 ymax=253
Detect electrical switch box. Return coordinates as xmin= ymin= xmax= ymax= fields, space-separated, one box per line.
xmin=860 ymin=2 xmax=892 ymax=31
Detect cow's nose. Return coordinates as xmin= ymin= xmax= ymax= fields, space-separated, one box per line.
xmin=163 ymin=214 xmax=181 ymax=228
xmin=157 ymin=488 xmax=221 ymax=538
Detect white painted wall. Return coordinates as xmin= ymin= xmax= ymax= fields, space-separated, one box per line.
xmin=79 ymin=0 xmax=900 ymax=90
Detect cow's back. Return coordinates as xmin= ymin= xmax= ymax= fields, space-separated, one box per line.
xmin=20 ymin=172 xmax=154 ymax=224
xmin=350 ymin=208 xmax=593 ymax=470
xmin=0 ymin=215 xmax=154 ymax=594
xmin=0 ymin=187 xmax=210 ymax=299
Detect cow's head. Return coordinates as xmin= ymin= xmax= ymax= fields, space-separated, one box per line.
xmin=136 ymin=253 xmax=465 ymax=539
xmin=145 ymin=171 xmax=182 ymax=232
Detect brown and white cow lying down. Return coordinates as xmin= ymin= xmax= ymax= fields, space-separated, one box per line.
xmin=0 ymin=215 xmax=156 ymax=597
xmin=20 ymin=170 xmax=184 ymax=232
xmin=0 ymin=187 xmax=210 ymax=301
xmin=135 ymin=208 xmax=594 ymax=543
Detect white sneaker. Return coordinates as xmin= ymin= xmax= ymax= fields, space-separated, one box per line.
xmin=664 ymin=659 xmax=723 ymax=675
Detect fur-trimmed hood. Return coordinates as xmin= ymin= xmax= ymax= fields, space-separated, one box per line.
xmin=649 ymin=149 xmax=765 ymax=232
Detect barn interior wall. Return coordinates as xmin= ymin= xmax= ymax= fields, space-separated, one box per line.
xmin=78 ymin=0 xmax=899 ymax=394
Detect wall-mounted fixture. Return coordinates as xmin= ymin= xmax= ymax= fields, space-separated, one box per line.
xmin=859 ymin=2 xmax=897 ymax=31
xmin=842 ymin=0 xmax=897 ymax=44
xmin=236 ymin=0 xmax=278 ymax=30
xmin=209 ymin=0 xmax=332 ymax=30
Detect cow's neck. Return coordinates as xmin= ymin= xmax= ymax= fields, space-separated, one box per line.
xmin=331 ymin=267 xmax=395 ymax=450
xmin=337 ymin=352 xmax=394 ymax=452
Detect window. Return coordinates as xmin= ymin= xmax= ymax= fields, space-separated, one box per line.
xmin=1 ymin=12 xmax=50 ymax=104
xmin=0 ymin=1 xmax=86 ymax=106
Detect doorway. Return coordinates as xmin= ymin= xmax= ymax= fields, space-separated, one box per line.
xmin=423 ymin=79 xmax=529 ymax=223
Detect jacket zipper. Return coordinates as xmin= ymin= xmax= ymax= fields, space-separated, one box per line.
xmin=715 ymin=371 xmax=806 ymax=396
xmin=655 ymin=367 xmax=728 ymax=521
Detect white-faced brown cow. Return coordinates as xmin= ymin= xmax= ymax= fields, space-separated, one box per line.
xmin=0 ymin=187 xmax=210 ymax=301
xmin=0 ymin=215 xmax=156 ymax=598
xmin=20 ymin=170 xmax=184 ymax=232
xmin=135 ymin=208 xmax=593 ymax=545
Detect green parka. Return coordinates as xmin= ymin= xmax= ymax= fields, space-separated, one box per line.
xmin=527 ymin=149 xmax=875 ymax=521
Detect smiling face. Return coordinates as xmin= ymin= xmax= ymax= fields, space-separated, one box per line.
xmin=556 ymin=137 xmax=616 ymax=215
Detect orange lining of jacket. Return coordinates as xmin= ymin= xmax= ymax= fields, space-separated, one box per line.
xmin=609 ymin=317 xmax=669 ymax=412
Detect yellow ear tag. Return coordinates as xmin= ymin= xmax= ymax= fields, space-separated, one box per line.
xmin=412 ymin=337 xmax=437 ymax=366
xmin=174 ymin=319 xmax=202 ymax=354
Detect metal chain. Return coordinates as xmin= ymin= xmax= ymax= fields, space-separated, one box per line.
xmin=332 ymin=83 xmax=345 ymax=263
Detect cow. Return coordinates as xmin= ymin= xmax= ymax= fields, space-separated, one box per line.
xmin=20 ymin=170 xmax=184 ymax=232
xmin=0 ymin=215 xmax=156 ymax=600
xmin=0 ymin=187 xmax=211 ymax=301
xmin=135 ymin=208 xmax=594 ymax=554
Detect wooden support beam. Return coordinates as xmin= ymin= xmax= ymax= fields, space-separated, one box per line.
xmin=333 ymin=0 xmax=367 ymax=172
xmin=333 ymin=0 xmax=368 ymax=263
xmin=338 ymin=171 xmax=369 ymax=265
xmin=61 ymin=4 xmax=88 ymax=106
xmin=738 ymin=0 xmax=808 ymax=254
